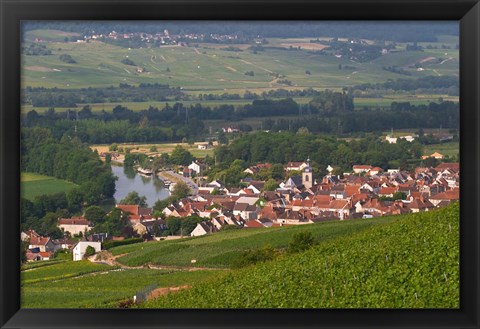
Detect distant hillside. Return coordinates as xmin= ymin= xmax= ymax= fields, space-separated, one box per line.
xmin=22 ymin=21 xmax=458 ymax=42
xmin=143 ymin=203 xmax=459 ymax=308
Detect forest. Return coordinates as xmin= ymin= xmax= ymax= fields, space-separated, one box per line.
xmin=21 ymin=99 xmax=459 ymax=144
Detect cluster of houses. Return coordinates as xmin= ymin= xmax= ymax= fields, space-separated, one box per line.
xmin=64 ymin=29 xmax=255 ymax=47
xmin=168 ymin=160 xmax=459 ymax=236
xmin=22 ymin=159 xmax=459 ymax=261
xmin=22 ymin=230 xmax=102 ymax=262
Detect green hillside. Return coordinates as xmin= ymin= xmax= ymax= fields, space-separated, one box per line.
xmin=22 ymin=35 xmax=458 ymax=92
xmin=112 ymin=215 xmax=400 ymax=268
xmin=143 ymin=203 xmax=459 ymax=308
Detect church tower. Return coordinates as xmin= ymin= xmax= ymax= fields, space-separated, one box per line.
xmin=302 ymin=157 xmax=313 ymax=189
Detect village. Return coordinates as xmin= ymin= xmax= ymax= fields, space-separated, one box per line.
xmin=23 ymin=157 xmax=459 ymax=262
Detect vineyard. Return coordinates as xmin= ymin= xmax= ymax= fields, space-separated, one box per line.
xmin=112 ymin=216 xmax=399 ymax=268
xmin=21 ymin=203 xmax=459 ymax=308
xmin=142 ymin=203 xmax=459 ymax=308
xmin=22 ymin=264 xmax=219 ymax=308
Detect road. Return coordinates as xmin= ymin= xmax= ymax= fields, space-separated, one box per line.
xmin=159 ymin=170 xmax=199 ymax=195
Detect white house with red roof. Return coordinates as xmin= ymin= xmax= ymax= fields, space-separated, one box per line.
xmin=58 ymin=217 xmax=91 ymax=236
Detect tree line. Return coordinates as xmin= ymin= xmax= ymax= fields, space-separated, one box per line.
xmin=208 ymin=132 xmax=426 ymax=187
xmin=23 ymin=83 xmax=183 ymax=107
xmin=20 ymin=129 xmax=117 ymax=237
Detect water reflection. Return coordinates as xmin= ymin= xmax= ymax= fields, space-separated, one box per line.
xmin=112 ymin=165 xmax=170 ymax=207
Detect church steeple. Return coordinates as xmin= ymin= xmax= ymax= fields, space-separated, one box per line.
xmin=302 ymin=157 xmax=313 ymax=189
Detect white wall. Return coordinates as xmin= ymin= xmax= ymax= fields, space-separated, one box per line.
xmin=73 ymin=241 xmax=102 ymax=261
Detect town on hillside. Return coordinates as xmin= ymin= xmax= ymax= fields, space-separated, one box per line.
xmin=23 ymin=159 xmax=459 ymax=262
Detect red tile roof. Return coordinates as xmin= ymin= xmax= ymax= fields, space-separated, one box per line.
xmin=430 ymin=190 xmax=459 ymax=200
xmin=116 ymin=204 xmax=140 ymax=215
xmin=58 ymin=218 xmax=89 ymax=226
xmin=435 ymin=163 xmax=460 ymax=171
xmin=29 ymin=236 xmax=50 ymax=246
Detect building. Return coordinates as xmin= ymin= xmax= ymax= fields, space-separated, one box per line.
xmin=58 ymin=217 xmax=91 ymax=236
xmin=73 ymin=241 xmax=102 ymax=261
xmin=302 ymin=159 xmax=313 ymax=189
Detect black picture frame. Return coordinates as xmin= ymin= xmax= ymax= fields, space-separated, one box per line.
xmin=1 ymin=0 xmax=479 ymax=328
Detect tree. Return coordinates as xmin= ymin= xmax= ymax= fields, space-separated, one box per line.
xmin=181 ymin=216 xmax=201 ymax=236
xmin=84 ymin=206 xmax=106 ymax=224
xmin=170 ymin=145 xmax=193 ymax=165
xmin=264 ymin=179 xmax=279 ymax=191
xmin=171 ymin=181 xmax=191 ymax=199
xmin=166 ymin=217 xmax=181 ymax=236
xmin=270 ymin=163 xmax=285 ymax=180
xmin=84 ymin=246 xmax=96 ymax=258
xmin=218 ymin=131 xmax=228 ymax=145
xmin=119 ymin=191 xmax=148 ymax=207
xmin=392 ymin=191 xmax=407 ymax=200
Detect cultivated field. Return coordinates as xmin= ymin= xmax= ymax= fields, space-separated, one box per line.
xmin=144 ymin=204 xmax=459 ymax=308
xmin=22 ymin=31 xmax=458 ymax=93
xmin=423 ymin=142 xmax=459 ymax=158
xmin=21 ymin=172 xmax=78 ymax=200
xmin=111 ymin=215 xmax=400 ymax=268
xmin=90 ymin=141 xmax=215 ymax=159
xmin=22 ymin=263 xmax=218 ymax=308
xmin=20 ymin=204 xmax=459 ymax=308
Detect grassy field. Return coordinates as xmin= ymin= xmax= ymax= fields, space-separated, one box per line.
xmin=423 ymin=142 xmax=459 ymax=158
xmin=21 ymin=172 xmax=78 ymax=200
xmin=22 ymin=264 xmax=219 ymax=308
xmin=90 ymin=141 xmax=215 ymax=159
xmin=143 ymin=203 xmax=459 ymax=308
xmin=22 ymin=31 xmax=458 ymax=92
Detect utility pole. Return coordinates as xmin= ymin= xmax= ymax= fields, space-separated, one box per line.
xmin=75 ymin=110 xmax=78 ymax=135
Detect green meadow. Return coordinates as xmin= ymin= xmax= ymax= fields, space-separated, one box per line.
xmin=21 ymin=172 xmax=78 ymax=200
xmin=423 ymin=142 xmax=459 ymax=158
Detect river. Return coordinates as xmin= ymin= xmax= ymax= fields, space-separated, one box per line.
xmin=111 ymin=165 xmax=170 ymax=207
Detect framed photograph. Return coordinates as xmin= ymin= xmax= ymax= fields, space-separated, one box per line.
xmin=1 ymin=0 xmax=479 ymax=328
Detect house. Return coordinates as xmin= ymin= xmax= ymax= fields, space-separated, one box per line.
xmin=379 ymin=186 xmax=398 ymax=198
xmin=58 ymin=217 xmax=91 ymax=236
xmin=407 ymin=198 xmax=434 ymax=213
xmin=26 ymin=250 xmax=53 ymax=262
xmin=247 ymin=181 xmax=265 ymax=194
xmin=243 ymin=163 xmax=272 ymax=175
xmin=281 ymin=175 xmax=304 ymax=190
xmin=52 ymin=238 xmax=77 ymax=250
xmin=222 ymin=126 xmax=240 ymax=133
xmin=422 ymin=152 xmax=444 ymax=160
xmin=188 ymin=160 xmax=206 ymax=175
xmin=286 ymin=161 xmax=308 ymax=171
xmin=233 ymin=203 xmax=259 ymax=220
xmin=353 ymin=165 xmax=373 ymax=174
xmin=190 ymin=222 xmax=218 ymax=237
xmin=429 ymin=189 xmax=459 ymax=206
xmin=435 ymin=163 xmax=460 ymax=172
xmin=73 ymin=241 xmax=102 ymax=261
xmin=368 ymin=167 xmax=384 ymax=176
xmin=29 ymin=236 xmax=56 ymax=252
